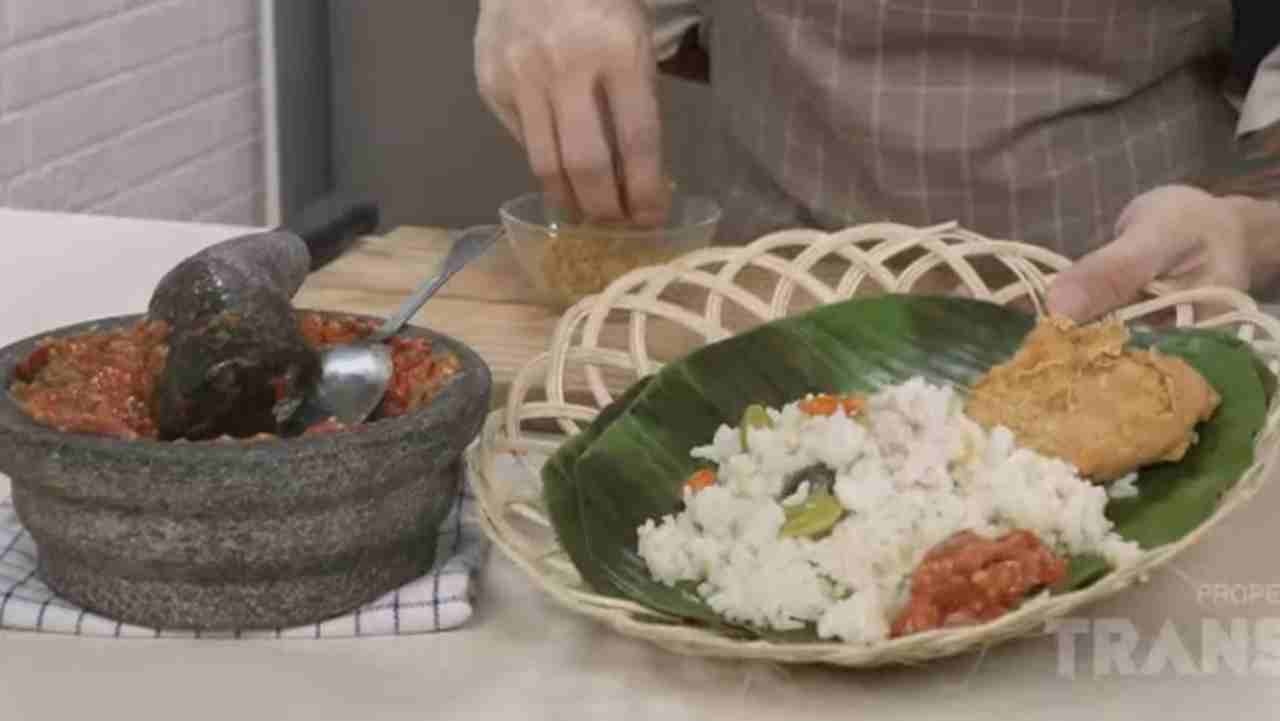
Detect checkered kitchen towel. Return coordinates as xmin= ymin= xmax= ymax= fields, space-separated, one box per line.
xmin=0 ymin=471 xmax=490 ymax=639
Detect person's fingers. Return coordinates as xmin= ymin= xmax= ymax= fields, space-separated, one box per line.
xmin=552 ymin=80 xmax=626 ymax=222
xmin=474 ymin=19 xmax=524 ymax=143
xmin=514 ymin=84 xmax=578 ymax=218
xmin=603 ymin=68 xmax=668 ymax=226
xmin=475 ymin=0 xmax=660 ymax=223
xmin=483 ymin=94 xmax=523 ymax=143
xmin=1046 ymin=237 xmax=1152 ymax=322
xmin=1046 ymin=220 xmax=1197 ymax=322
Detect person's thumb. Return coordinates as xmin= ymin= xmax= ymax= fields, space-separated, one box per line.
xmin=1045 ymin=224 xmax=1177 ymax=322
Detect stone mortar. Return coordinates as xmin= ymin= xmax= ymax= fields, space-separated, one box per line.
xmin=0 ymin=313 xmax=492 ymax=631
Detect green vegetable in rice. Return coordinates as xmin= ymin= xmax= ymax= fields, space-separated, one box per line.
xmin=780 ymin=487 xmax=845 ymax=538
xmin=739 ymin=404 xmax=773 ymax=451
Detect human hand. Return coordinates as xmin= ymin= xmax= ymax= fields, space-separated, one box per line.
xmin=475 ymin=0 xmax=670 ymax=225
xmin=1046 ymin=185 xmax=1262 ymax=321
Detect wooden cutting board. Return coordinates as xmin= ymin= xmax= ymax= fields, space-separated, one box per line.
xmin=292 ymin=226 xmax=964 ymax=407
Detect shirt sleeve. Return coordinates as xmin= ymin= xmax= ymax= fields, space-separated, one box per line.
xmin=647 ymin=0 xmax=704 ymax=61
xmin=1239 ymin=46 xmax=1280 ymax=136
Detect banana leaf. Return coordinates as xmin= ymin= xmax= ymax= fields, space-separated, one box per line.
xmin=1065 ymin=327 xmax=1273 ymax=587
xmin=542 ymin=295 xmax=1273 ymax=641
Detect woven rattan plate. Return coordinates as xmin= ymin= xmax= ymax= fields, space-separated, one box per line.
xmin=468 ymin=222 xmax=1280 ymax=667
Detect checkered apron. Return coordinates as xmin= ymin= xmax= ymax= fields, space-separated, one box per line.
xmin=698 ymin=0 xmax=1238 ymax=256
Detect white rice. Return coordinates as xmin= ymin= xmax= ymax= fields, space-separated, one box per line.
xmin=1108 ymin=472 xmax=1141 ymax=499
xmin=635 ymin=377 xmax=1142 ymax=643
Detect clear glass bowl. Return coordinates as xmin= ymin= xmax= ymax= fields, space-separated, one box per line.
xmin=500 ymin=191 xmax=722 ymax=307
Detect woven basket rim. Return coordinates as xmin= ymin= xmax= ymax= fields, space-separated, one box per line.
xmin=470 ymin=221 xmax=1280 ymax=668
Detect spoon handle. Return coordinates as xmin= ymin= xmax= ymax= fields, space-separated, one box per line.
xmin=369 ymin=224 xmax=503 ymax=342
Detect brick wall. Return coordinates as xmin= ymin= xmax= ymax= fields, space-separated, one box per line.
xmin=0 ymin=0 xmax=266 ymax=226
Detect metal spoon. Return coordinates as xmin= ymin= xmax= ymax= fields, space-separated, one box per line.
xmin=288 ymin=224 xmax=502 ymax=431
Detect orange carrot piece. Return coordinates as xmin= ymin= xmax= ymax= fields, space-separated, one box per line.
xmin=686 ymin=469 xmax=717 ymax=492
xmin=800 ymin=394 xmax=865 ymax=417
xmin=800 ymin=395 xmax=840 ymax=416
xmin=840 ymin=395 xmax=866 ymax=416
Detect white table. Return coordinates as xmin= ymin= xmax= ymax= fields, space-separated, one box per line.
xmin=1 ymin=209 xmax=1278 ymax=721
